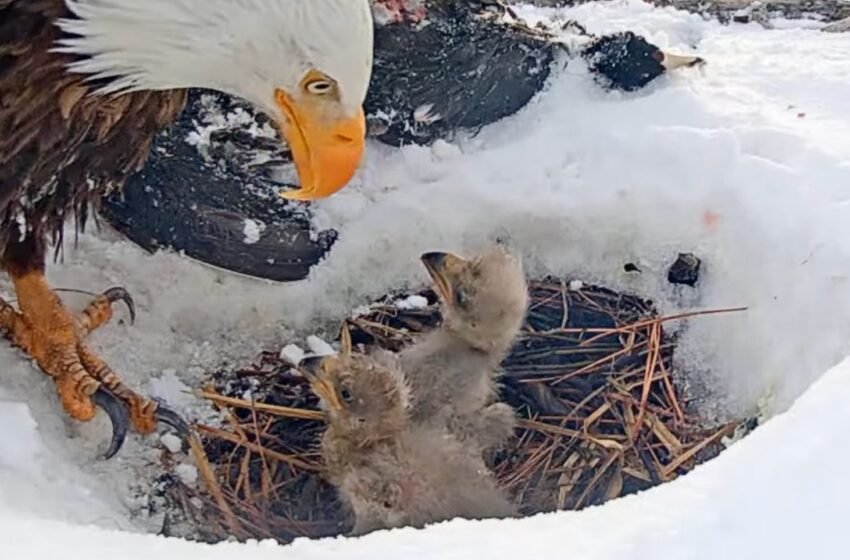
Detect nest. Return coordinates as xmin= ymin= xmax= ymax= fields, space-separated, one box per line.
xmin=168 ymin=277 xmax=751 ymax=543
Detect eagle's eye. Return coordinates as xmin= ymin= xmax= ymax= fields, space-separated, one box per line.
xmin=306 ymin=79 xmax=333 ymax=95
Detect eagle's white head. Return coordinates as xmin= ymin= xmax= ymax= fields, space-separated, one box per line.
xmin=55 ymin=0 xmax=374 ymax=200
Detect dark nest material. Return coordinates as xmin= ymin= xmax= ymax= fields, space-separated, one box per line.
xmin=167 ymin=278 xmax=751 ymax=543
xmin=99 ymin=2 xmax=702 ymax=284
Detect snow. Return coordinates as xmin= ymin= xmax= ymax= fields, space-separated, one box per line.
xmin=159 ymin=433 xmax=183 ymax=454
xmin=413 ymin=103 xmax=443 ymax=125
xmin=1 ymin=0 xmax=849 ymax=554
xmin=394 ymin=294 xmax=429 ymax=310
xmin=278 ymin=337 xmax=335 ymax=365
xmin=2 ymin=352 xmax=850 ymax=557
xmin=242 ymin=219 xmax=264 ymax=245
xmin=185 ymin=94 xmax=278 ymax=160
xmin=306 ymin=335 xmax=337 ymax=356
xmin=0 ymin=390 xmax=135 ymax=531
xmin=148 ymin=369 xmax=197 ymax=415
xmin=312 ymin=2 xmax=850 ymax=423
xmin=279 ymin=343 xmax=307 ymax=365
xmin=823 ymin=16 xmax=850 ymax=33
xmin=174 ymin=464 xmax=198 ymax=486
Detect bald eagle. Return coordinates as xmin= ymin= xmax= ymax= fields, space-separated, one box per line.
xmin=0 ymin=0 xmax=374 ymax=457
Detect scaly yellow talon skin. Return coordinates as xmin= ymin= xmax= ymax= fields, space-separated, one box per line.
xmin=77 ymin=343 xmax=158 ymax=434
xmin=77 ymin=287 xmax=135 ymax=337
xmin=0 ymin=271 xmax=183 ymax=456
xmin=54 ymin=371 xmax=98 ymax=423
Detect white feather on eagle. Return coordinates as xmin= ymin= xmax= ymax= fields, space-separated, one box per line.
xmin=0 ymin=0 xmax=375 ymax=459
xmin=54 ymin=0 xmax=374 ymax=116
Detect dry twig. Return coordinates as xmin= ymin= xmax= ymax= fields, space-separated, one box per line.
xmin=166 ymin=278 xmax=752 ymax=544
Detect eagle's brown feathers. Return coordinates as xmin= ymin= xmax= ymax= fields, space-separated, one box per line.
xmin=0 ymin=0 xmax=375 ymax=459
xmin=0 ymin=0 xmax=190 ymax=458
xmin=0 ymin=0 xmax=186 ymax=271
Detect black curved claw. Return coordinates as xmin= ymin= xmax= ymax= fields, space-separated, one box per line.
xmin=156 ymin=405 xmax=192 ymax=440
xmin=92 ymin=387 xmax=130 ymax=460
xmin=103 ymin=287 xmax=136 ymax=325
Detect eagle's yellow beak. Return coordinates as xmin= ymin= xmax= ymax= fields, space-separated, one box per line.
xmin=275 ymin=89 xmax=366 ymax=201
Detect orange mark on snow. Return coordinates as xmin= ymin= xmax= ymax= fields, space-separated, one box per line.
xmin=702 ymin=210 xmax=721 ymax=233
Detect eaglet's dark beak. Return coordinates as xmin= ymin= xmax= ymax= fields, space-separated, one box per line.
xmin=420 ymin=251 xmax=467 ymax=304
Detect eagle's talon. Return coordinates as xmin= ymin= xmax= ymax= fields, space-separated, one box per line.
xmin=155 ymin=404 xmax=192 ymax=441
xmin=3 ymin=0 xmax=373 ymax=465
xmin=1 ymin=271 xmax=170 ymax=454
xmin=102 ymin=287 xmax=136 ymax=325
xmin=79 ymin=286 xmax=135 ymax=336
xmin=92 ymin=387 xmax=130 ymax=459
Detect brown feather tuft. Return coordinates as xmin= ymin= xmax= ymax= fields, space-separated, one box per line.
xmin=0 ymin=0 xmax=186 ymax=272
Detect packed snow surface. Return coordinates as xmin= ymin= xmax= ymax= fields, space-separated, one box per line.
xmin=0 ymin=0 xmax=848 ymax=555
xmin=2 ymin=352 xmax=849 ymax=558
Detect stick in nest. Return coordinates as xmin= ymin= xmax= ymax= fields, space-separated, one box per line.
xmin=175 ymin=279 xmax=753 ymax=543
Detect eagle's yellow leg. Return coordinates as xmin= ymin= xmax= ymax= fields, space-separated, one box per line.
xmin=77 ymin=344 xmax=158 ymax=433
xmin=0 ymin=270 xmax=187 ymax=456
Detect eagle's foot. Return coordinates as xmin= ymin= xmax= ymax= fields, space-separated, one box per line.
xmin=0 ymin=271 xmax=189 ymax=459
xmin=78 ymin=287 xmax=136 ymax=337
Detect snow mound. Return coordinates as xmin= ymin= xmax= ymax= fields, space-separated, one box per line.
xmin=0 ymin=392 xmax=133 ymax=531
xmin=2 ymin=352 xmax=848 ymax=558
xmin=309 ymin=2 xmax=850 ymax=422
xmin=0 ymin=0 xmax=848 ymax=547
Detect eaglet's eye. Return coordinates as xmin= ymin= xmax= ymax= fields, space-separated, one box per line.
xmin=339 ymin=387 xmax=353 ymax=403
xmin=455 ymin=289 xmax=470 ymax=309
